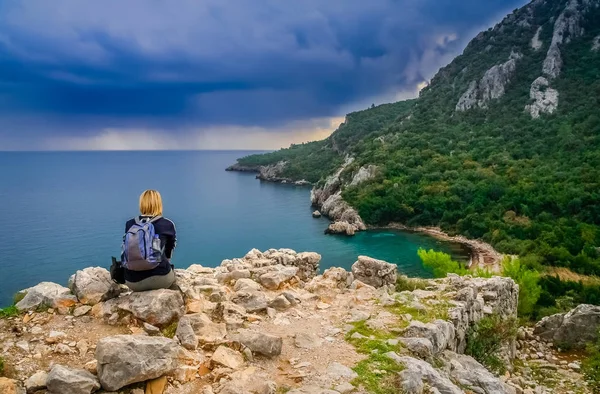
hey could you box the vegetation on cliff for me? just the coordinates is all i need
[232,0,600,314]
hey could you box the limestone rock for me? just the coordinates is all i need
[388,353,462,394]
[400,337,434,359]
[531,26,543,50]
[175,316,198,350]
[232,291,268,313]
[351,256,397,288]
[456,54,520,111]
[117,289,184,327]
[178,313,227,345]
[349,165,378,186]
[232,329,283,358]
[403,320,455,355]
[312,210,322,218]
[325,221,356,236]
[525,76,558,118]
[443,351,516,394]
[259,266,298,290]
[542,0,586,79]
[46,365,100,394]
[95,335,179,391]
[73,305,92,317]
[269,294,292,311]
[211,345,245,369]
[234,278,262,292]
[533,304,600,348]
[25,371,48,393]
[68,267,121,305]
[16,282,77,311]
[593,35,600,52]
[326,362,358,382]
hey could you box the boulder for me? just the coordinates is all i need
[179,313,227,345]
[312,210,322,218]
[259,266,298,290]
[25,371,48,393]
[175,316,198,350]
[95,335,179,391]
[68,267,121,305]
[294,332,322,349]
[400,337,434,359]
[16,282,77,311]
[232,291,268,313]
[211,345,245,369]
[117,289,184,327]
[233,278,263,292]
[533,304,600,348]
[403,320,455,355]
[269,294,292,311]
[294,252,321,281]
[232,329,283,358]
[351,256,397,288]
[387,353,462,394]
[325,221,355,236]
[442,351,516,394]
[46,365,100,394]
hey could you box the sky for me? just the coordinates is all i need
[0,0,527,150]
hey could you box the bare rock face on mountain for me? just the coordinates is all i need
[310,157,366,235]
[531,26,543,50]
[593,35,600,51]
[257,161,287,182]
[525,76,559,118]
[456,53,521,111]
[533,304,600,348]
[349,165,378,186]
[542,0,587,79]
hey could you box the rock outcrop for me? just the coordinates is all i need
[533,304,600,348]
[456,52,521,111]
[1,248,591,394]
[311,157,367,236]
[15,282,77,312]
[593,35,600,51]
[348,165,378,187]
[68,267,121,305]
[46,365,100,394]
[351,256,397,288]
[542,0,587,79]
[525,76,559,118]
[96,335,179,391]
[531,26,543,50]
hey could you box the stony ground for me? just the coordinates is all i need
[0,248,594,394]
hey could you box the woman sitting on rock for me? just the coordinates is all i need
[121,189,177,291]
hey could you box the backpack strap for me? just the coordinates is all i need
[134,215,163,224]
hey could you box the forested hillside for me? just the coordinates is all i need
[234,0,600,278]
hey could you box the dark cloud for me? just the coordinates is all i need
[0,0,527,140]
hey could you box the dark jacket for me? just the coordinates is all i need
[122,215,177,283]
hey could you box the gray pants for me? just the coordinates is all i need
[125,269,176,292]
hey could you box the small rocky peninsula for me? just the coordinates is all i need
[1,248,597,394]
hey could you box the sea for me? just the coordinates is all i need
[0,151,469,307]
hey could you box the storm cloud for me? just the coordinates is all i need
[0,0,526,149]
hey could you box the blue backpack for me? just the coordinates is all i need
[122,216,164,271]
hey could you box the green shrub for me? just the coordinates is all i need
[418,248,468,277]
[0,356,4,376]
[582,330,600,391]
[465,315,517,375]
[502,257,541,317]
[395,276,429,292]
[0,305,19,319]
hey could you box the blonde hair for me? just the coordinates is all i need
[139,190,163,216]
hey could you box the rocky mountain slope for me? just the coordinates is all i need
[229,0,600,278]
[1,250,597,393]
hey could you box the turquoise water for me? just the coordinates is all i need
[0,151,469,307]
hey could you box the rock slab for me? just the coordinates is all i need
[95,335,179,391]
[46,365,100,394]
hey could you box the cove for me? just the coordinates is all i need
[0,151,469,306]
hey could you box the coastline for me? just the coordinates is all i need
[370,222,504,272]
